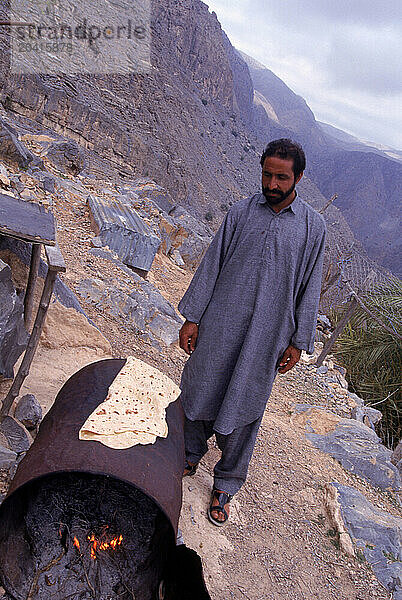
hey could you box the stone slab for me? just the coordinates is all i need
[334,483,402,598]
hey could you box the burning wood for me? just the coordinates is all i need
[0,473,167,599]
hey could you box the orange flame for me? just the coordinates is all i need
[73,536,80,551]
[87,532,123,560]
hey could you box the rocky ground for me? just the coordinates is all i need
[0,155,400,599]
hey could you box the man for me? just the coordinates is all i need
[177,139,326,525]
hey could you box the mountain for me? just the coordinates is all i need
[319,122,402,163]
[240,51,401,276]
[0,0,398,277]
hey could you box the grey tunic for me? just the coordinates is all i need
[178,192,326,435]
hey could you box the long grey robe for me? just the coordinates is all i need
[178,192,326,435]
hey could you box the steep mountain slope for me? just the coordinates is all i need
[0,0,261,228]
[0,0,396,277]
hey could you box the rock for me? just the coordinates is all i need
[334,364,347,376]
[323,483,355,557]
[147,313,182,346]
[117,190,196,261]
[391,441,402,467]
[317,313,332,330]
[34,170,56,194]
[333,483,402,597]
[306,416,401,491]
[0,444,17,470]
[44,140,86,175]
[316,365,328,375]
[0,416,33,453]
[0,259,29,379]
[14,394,42,430]
[335,372,348,389]
[0,163,10,187]
[128,179,175,214]
[348,392,364,408]
[168,205,212,267]
[77,252,183,347]
[91,236,103,248]
[0,433,9,449]
[87,194,161,272]
[0,119,34,170]
[169,248,185,267]
[19,188,35,201]
[351,405,382,430]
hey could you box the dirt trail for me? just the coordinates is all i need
[180,375,396,599]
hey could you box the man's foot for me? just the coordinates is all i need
[207,489,232,526]
[183,460,199,477]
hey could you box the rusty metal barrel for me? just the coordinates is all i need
[4,358,185,535]
[0,359,211,599]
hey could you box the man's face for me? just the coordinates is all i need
[261,155,301,205]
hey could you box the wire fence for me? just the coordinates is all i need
[319,224,401,337]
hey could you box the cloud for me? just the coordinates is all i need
[327,25,401,95]
[206,0,402,149]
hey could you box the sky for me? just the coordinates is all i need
[206,0,402,150]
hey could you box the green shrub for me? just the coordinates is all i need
[333,278,402,449]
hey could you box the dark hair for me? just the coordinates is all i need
[260,138,306,178]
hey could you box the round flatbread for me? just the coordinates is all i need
[79,429,157,449]
[79,357,180,449]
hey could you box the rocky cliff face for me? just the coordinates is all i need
[0,0,261,229]
[0,0,396,277]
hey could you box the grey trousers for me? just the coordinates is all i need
[184,415,263,496]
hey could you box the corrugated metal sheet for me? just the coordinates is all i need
[87,194,160,271]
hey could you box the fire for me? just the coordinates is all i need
[69,529,123,560]
[86,532,123,560]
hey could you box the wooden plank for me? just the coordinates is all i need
[1,269,58,417]
[44,243,66,272]
[315,297,358,367]
[24,243,41,328]
[0,193,55,245]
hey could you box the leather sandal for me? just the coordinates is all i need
[183,460,199,477]
[207,489,232,526]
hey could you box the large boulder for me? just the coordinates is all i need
[14,394,42,430]
[0,118,34,170]
[0,259,28,379]
[87,194,161,273]
[293,404,401,491]
[78,248,183,347]
[44,140,86,176]
[167,205,212,268]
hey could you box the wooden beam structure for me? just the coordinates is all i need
[315,296,358,367]
[1,245,65,417]
[0,195,64,418]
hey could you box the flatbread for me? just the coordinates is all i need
[79,357,180,449]
[79,430,157,449]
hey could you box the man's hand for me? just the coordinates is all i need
[278,344,301,374]
[179,320,199,355]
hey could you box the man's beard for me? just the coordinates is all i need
[262,181,295,205]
